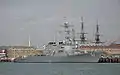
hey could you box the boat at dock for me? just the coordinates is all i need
[14,17,104,63]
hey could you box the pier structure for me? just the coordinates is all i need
[0,49,6,58]
[6,46,43,58]
[0,46,43,62]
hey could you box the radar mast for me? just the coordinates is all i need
[60,17,73,45]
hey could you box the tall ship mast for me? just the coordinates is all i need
[79,17,87,44]
[76,17,88,45]
[94,21,103,44]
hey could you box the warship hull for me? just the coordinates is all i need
[14,53,101,63]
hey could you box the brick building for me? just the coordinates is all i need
[5,46,43,58]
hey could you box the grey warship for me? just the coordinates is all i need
[15,17,104,63]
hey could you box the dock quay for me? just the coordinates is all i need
[98,57,120,63]
[98,54,120,63]
[0,46,43,62]
[0,57,14,62]
[0,45,120,63]
[0,56,27,62]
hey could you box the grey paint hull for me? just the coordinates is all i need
[15,53,101,63]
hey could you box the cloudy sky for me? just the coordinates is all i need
[0,0,120,46]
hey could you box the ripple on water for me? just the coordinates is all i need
[0,63,120,75]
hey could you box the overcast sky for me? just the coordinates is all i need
[0,0,120,46]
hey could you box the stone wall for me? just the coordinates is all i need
[6,46,43,58]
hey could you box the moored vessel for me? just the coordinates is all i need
[15,17,104,63]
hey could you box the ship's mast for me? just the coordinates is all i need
[72,28,76,45]
[79,17,87,44]
[64,22,72,45]
[60,17,73,45]
[95,21,101,44]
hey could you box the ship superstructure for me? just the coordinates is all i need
[60,21,74,45]
[44,17,104,52]
[43,20,79,56]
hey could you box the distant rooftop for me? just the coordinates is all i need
[0,46,35,50]
[9,46,35,49]
[114,41,120,44]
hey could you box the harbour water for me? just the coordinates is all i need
[0,63,120,75]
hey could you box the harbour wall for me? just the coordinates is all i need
[0,46,43,59]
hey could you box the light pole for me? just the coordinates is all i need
[19,26,31,47]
